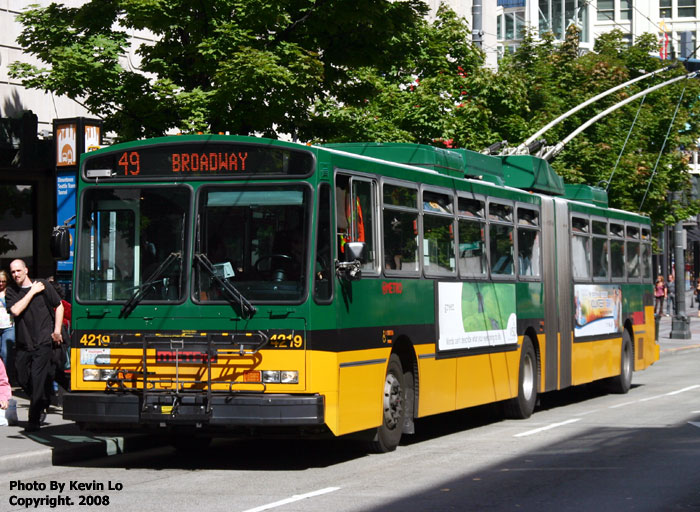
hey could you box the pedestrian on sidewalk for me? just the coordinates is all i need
[695,278,700,318]
[5,259,64,432]
[0,270,15,370]
[666,274,676,317]
[654,275,666,316]
[0,357,10,411]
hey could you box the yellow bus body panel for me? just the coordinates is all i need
[416,345,456,416]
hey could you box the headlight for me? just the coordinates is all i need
[260,370,298,384]
[83,369,100,381]
[262,370,280,383]
[280,371,299,384]
[83,369,118,381]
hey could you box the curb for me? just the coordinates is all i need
[0,433,160,475]
[660,343,700,355]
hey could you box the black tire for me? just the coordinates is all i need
[504,337,537,419]
[370,354,407,453]
[605,329,633,394]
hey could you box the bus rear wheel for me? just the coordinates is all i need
[370,354,407,453]
[605,329,633,394]
[504,337,537,419]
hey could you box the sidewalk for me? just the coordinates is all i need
[1,315,699,474]
[657,312,700,354]
[0,390,159,475]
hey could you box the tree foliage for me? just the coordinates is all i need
[10,3,700,227]
[10,0,429,139]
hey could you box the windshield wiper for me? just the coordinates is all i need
[194,253,257,319]
[119,252,182,319]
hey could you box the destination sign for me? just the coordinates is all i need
[83,141,315,180]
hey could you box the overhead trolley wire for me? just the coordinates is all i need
[638,83,687,212]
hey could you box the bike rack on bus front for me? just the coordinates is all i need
[104,330,269,422]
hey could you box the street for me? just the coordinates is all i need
[2,347,699,512]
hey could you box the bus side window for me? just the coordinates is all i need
[457,197,486,277]
[626,226,640,279]
[516,207,540,278]
[571,216,591,280]
[488,202,514,276]
[335,175,376,272]
[352,179,376,272]
[314,183,332,302]
[592,220,609,279]
[423,190,455,275]
[383,184,419,273]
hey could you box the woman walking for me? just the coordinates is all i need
[654,275,666,317]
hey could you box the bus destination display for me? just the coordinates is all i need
[83,142,314,179]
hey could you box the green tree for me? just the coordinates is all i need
[307,5,527,149]
[498,27,700,228]
[10,0,428,140]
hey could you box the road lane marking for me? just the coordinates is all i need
[240,487,340,512]
[664,385,700,396]
[514,418,581,437]
[608,400,636,409]
[609,385,700,409]
[639,394,664,402]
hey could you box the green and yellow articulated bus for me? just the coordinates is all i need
[54,135,658,452]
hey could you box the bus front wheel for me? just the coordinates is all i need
[504,337,537,419]
[370,354,407,453]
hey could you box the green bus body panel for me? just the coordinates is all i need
[498,155,565,196]
[323,142,464,177]
[564,184,609,208]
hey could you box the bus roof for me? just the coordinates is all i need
[322,141,609,206]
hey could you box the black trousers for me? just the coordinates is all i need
[15,343,53,425]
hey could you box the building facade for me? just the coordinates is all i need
[496,0,700,60]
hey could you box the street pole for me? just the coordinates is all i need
[671,191,691,338]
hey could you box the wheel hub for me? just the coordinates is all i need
[383,373,403,430]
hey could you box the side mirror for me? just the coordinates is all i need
[50,226,71,261]
[344,242,365,262]
[336,241,365,280]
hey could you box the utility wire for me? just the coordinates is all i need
[606,95,646,191]
[638,84,687,212]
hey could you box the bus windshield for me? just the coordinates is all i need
[76,186,190,302]
[195,185,309,303]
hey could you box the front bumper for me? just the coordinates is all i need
[63,392,325,428]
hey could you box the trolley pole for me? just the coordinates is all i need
[671,191,691,339]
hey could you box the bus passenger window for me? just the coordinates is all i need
[383,184,418,272]
[626,241,640,278]
[517,207,540,277]
[517,229,540,277]
[640,242,652,280]
[571,216,590,280]
[610,239,625,278]
[458,219,486,276]
[592,238,609,278]
[488,201,514,276]
[423,190,454,275]
[423,215,455,274]
[490,224,514,276]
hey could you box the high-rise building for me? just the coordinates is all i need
[496,0,699,61]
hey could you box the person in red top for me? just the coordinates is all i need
[654,275,667,317]
[0,357,11,410]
